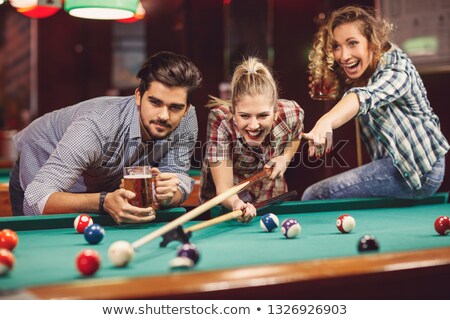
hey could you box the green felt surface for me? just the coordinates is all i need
[0,169,9,183]
[1,195,449,292]
[0,168,200,184]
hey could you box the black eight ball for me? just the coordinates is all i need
[357,235,379,252]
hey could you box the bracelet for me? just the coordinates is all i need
[99,191,108,214]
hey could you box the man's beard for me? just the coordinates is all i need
[145,120,173,140]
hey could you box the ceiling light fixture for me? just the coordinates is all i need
[65,0,139,20]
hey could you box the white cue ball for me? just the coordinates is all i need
[108,240,135,267]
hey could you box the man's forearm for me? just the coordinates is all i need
[43,192,101,214]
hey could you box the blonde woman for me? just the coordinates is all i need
[302,5,448,200]
[200,57,304,222]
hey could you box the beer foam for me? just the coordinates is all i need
[124,174,152,179]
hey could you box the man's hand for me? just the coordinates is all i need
[103,189,156,224]
[151,167,181,208]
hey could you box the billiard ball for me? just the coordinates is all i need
[434,216,450,236]
[0,248,15,276]
[357,235,379,252]
[108,240,135,267]
[336,214,356,233]
[0,229,19,251]
[74,214,93,234]
[169,256,195,269]
[260,213,279,232]
[84,224,105,244]
[76,249,100,276]
[281,218,301,239]
[170,243,200,269]
[176,243,200,265]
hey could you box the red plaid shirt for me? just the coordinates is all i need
[200,99,304,204]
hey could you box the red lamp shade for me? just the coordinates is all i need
[11,0,62,19]
[117,1,145,23]
[18,6,60,18]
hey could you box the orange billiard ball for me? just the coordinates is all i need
[0,229,19,251]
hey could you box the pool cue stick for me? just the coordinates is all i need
[185,166,276,233]
[240,165,273,186]
[186,209,244,233]
[131,181,250,249]
[250,190,297,210]
[159,190,298,247]
[159,168,273,247]
[355,118,363,167]
[186,190,298,233]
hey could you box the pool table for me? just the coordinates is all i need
[1,194,450,299]
[0,168,11,217]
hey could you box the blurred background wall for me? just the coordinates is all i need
[0,0,449,199]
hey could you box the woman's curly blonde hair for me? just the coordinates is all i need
[308,5,393,100]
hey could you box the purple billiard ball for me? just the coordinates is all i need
[281,218,301,239]
[176,243,200,265]
[260,213,279,232]
[84,223,105,245]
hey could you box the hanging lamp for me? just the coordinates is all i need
[117,1,145,23]
[10,0,61,18]
[65,0,138,20]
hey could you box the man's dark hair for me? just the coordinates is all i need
[137,51,202,104]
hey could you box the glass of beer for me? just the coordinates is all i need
[310,74,333,101]
[123,166,156,213]
[308,71,333,100]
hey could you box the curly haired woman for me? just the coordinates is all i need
[302,5,448,200]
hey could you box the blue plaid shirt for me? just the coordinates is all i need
[347,45,449,190]
[13,96,197,215]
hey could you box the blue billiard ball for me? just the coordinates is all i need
[281,218,301,239]
[260,213,279,232]
[84,224,105,245]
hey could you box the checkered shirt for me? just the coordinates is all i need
[347,44,449,190]
[13,96,197,215]
[200,99,304,204]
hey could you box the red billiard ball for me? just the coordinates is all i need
[434,216,450,236]
[336,214,356,233]
[76,249,100,276]
[0,229,19,251]
[0,248,15,276]
[74,214,93,234]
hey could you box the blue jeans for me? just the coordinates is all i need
[301,156,446,200]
